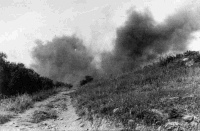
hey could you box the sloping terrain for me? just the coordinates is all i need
[2,51,200,131]
[71,51,200,130]
[0,88,89,131]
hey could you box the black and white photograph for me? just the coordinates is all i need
[0,0,200,130]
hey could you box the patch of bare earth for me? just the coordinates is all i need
[0,89,89,131]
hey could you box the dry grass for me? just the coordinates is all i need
[0,87,61,114]
[71,51,200,129]
[45,96,68,110]
[0,94,33,113]
[31,88,58,102]
[0,87,64,125]
[30,109,58,123]
[0,114,13,124]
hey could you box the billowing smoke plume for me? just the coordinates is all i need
[31,36,96,83]
[101,8,200,74]
[32,7,200,81]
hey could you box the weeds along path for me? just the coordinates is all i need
[0,88,89,131]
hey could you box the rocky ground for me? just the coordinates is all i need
[121,95,200,130]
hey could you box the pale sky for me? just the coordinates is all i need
[0,0,200,66]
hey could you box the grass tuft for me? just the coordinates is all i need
[30,109,58,123]
[1,94,33,113]
[0,114,13,124]
[0,87,61,114]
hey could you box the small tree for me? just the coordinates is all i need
[0,52,7,95]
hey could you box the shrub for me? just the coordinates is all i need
[80,75,93,86]
[0,52,61,96]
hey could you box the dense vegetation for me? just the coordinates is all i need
[71,51,200,129]
[0,52,71,96]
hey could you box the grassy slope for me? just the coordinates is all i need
[71,51,200,128]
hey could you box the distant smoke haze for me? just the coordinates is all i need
[32,6,200,82]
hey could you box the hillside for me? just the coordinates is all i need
[2,51,200,131]
[71,51,200,130]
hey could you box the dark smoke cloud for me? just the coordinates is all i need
[31,35,96,83]
[101,8,200,74]
[31,7,200,81]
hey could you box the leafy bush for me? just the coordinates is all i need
[80,75,93,86]
[0,52,71,96]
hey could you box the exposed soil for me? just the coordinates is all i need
[0,89,89,131]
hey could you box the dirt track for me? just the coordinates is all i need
[0,89,89,131]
